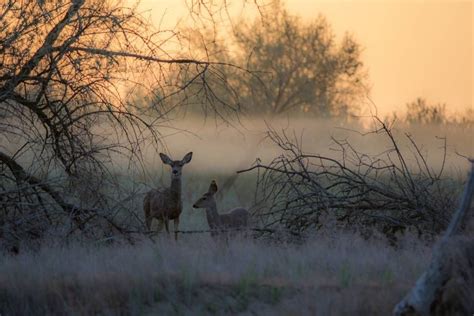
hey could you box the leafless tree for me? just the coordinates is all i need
[0,0,260,250]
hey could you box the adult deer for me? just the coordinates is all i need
[192,180,248,238]
[143,152,192,240]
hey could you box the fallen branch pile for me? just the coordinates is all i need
[239,118,460,239]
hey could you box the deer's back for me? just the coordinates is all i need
[221,207,248,228]
[145,188,182,220]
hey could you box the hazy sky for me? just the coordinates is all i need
[137,0,472,116]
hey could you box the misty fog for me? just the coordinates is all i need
[136,117,473,176]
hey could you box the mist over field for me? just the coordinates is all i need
[145,117,473,175]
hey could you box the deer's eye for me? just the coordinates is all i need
[203,197,207,200]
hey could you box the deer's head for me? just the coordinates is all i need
[159,152,193,180]
[193,180,218,209]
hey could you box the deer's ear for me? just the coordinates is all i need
[181,152,193,164]
[159,153,173,165]
[208,180,218,194]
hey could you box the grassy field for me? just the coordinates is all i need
[0,232,431,315]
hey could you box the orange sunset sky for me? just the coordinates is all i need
[135,0,473,116]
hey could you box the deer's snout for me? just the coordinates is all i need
[172,169,178,174]
[192,204,197,208]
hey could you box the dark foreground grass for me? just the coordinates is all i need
[0,232,431,315]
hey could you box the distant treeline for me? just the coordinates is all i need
[132,3,472,127]
[388,97,474,127]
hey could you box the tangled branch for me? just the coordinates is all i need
[239,117,459,239]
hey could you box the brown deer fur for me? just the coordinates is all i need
[143,152,192,240]
[193,180,248,238]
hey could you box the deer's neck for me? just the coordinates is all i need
[205,199,221,229]
[169,177,181,200]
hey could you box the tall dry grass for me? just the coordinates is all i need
[0,232,431,315]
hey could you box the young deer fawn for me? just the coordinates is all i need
[143,152,192,240]
[192,180,248,238]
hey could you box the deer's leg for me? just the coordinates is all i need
[164,218,170,236]
[225,230,230,244]
[173,218,179,241]
[156,219,164,232]
[145,215,153,230]
[143,194,152,230]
